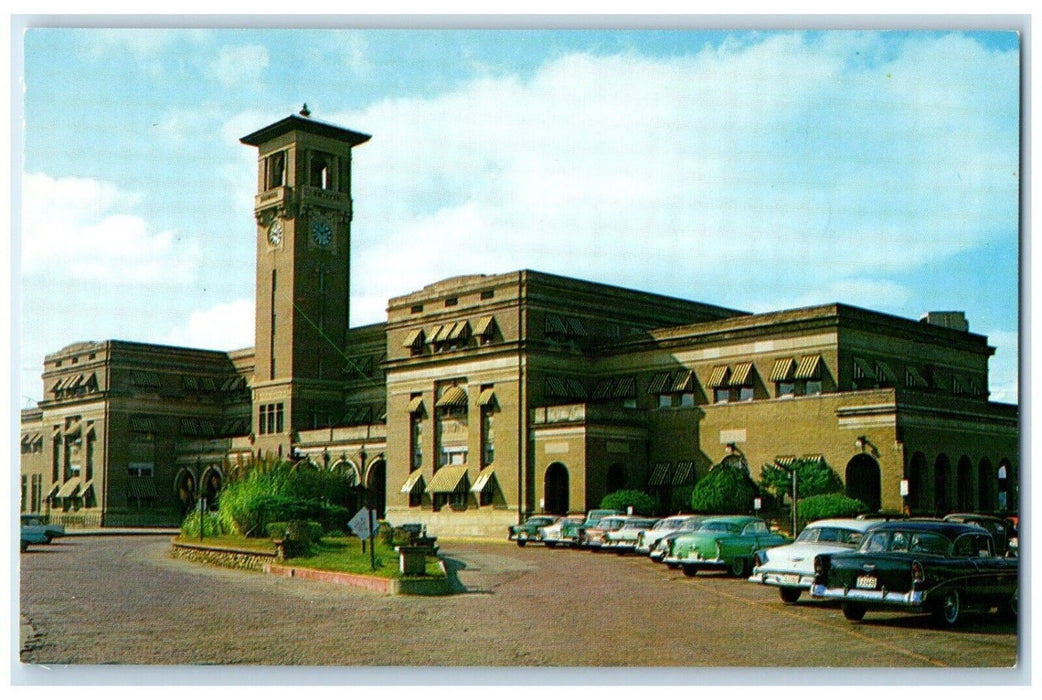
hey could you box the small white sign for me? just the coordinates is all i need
[899,479,909,497]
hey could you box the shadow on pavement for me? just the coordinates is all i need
[439,556,492,595]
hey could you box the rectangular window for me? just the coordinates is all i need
[679,393,696,408]
[713,387,730,404]
[411,413,423,469]
[128,462,154,478]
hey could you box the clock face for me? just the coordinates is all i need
[267,219,283,245]
[311,219,333,247]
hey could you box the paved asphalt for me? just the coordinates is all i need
[17,533,1022,684]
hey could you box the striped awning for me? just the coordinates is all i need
[127,479,159,498]
[565,317,587,337]
[473,316,495,337]
[672,370,695,393]
[400,470,425,494]
[794,355,822,380]
[436,385,468,408]
[730,362,754,387]
[447,320,471,341]
[425,465,469,494]
[130,416,158,433]
[402,328,425,348]
[471,466,496,493]
[769,358,795,382]
[673,461,695,485]
[545,314,570,335]
[876,361,897,384]
[774,456,797,467]
[592,379,615,400]
[648,371,673,394]
[478,388,497,408]
[852,357,876,380]
[429,324,448,344]
[46,482,61,499]
[407,396,425,414]
[707,365,730,388]
[63,419,82,436]
[648,462,671,487]
[57,479,81,498]
[613,376,636,399]
[906,366,929,388]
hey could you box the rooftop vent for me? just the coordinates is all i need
[920,311,968,332]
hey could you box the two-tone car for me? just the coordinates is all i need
[507,515,560,547]
[810,520,1018,626]
[635,515,703,556]
[748,518,874,602]
[538,515,584,548]
[650,520,705,563]
[570,509,622,548]
[662,515,789,577]
[601,517,659,554]
[582,515,632,550]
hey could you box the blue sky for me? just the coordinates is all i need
[16,27,1021,405]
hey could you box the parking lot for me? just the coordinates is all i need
[18,535,1019,679]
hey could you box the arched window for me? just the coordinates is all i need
[934,454,952,515]
[845,454,881,512]
[544,463,569,515]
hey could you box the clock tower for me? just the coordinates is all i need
[240,109,371,452]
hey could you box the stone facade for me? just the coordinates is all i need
[20,111,1019,536]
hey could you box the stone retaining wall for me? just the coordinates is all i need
[170,539,278,571]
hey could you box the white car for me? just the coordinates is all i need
[635,515,703,556]
[602,517,659,553]
[748,518,874,603]
[538,515,584,548]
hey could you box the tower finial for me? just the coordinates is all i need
[299,103,311,118]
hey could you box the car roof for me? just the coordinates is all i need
[700,515,762,525]
[865,520,990,539]
[804,518,875,531]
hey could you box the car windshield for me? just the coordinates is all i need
[655,518,686,530]
[696,521,741,534]
[860,529,950,555]
[796,526,864,545]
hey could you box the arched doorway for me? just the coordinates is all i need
[606,463,626,495]
[934,454,952,515]
[956,456,974,511]
[173,468,197,515]
[365,458,386,519]
[908,452,927,513]
[201,466,223,509]
[845,454,881,512]
[978,458,994,512]
[544,462,569,515]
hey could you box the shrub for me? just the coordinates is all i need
[690,457,760,514]
[759,458,845,501]
[600,489,656,515]
[180,509,225,538]
[797,493,869,521]
[267,519,324,556]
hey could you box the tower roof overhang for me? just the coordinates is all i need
[239,114,371,147]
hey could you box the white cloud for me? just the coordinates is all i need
[212,44,269,88]
[335,32,1017,326]
[21,173,200,284]
[983,329,1019,404]
[162,298,256,351]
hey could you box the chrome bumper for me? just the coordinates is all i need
[810,584,925,607]
[749,571,815,589]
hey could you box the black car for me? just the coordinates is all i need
[943,513,1018,557]
[811,520,1018,626]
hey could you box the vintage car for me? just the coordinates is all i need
[635,515,704,556]
[650,520,706,563]
[601,517,659,553]
[943,513,1018,557]
[507,515,560,546]
[749,518,874,602]
[560,509,621,548]
[21,514,65,543]
[662,515,789,577]
[810,520,1018,626]
[582,515,632,550]
[538,515,585,548]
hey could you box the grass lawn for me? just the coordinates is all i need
[286,537,444,579]
[175,533,443,579]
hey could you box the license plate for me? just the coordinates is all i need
[781,574,800,585]
[856,575,878,590]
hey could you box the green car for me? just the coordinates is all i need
[508,516,560,546]
[662,515,790,577]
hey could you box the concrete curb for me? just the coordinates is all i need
[263,560,451,596]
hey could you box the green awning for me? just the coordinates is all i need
[648,371,673,394]
[671,370,695,393]
[425,465,469,494]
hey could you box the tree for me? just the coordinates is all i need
[690,456,760,514]
[759,458,844,502]
[797,493,869,521]
[600,489,656,515]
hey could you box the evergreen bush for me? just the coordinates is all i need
[797,493,869,521]
[690,457,760,514]
[600,489,656,515]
